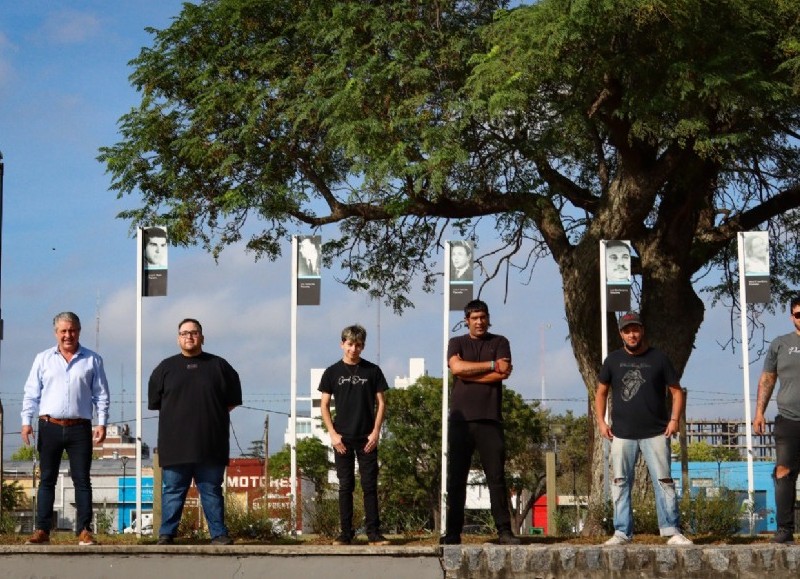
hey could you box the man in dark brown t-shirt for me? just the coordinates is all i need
[442,300,519,545]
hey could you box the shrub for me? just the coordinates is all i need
[224,499,288,540]
[680,488,740,537]
[307,490,364,538]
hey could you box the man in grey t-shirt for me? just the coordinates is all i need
[754,295,800,544]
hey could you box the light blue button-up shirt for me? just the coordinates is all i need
[21,345,110,426]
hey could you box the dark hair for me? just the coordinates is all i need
[178,318,203,334]
[451,240,472,255]
[144,226,167,240]
[464,299,489,318]
[341,324,367,345]
[53,311,81,330]
[790,296,800,312]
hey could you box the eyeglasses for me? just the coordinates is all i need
[793,312,800,320]
[178,330,200,337]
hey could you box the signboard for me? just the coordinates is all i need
[449,240,474,311]
[742,231,770,303]
[604,240,632,312]
[297,235,321,306]
[142,226,168,297]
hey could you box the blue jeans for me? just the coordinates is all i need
[333,437,381,538]
[609,434,680,538]
[160,463,228,539]
[36,420,93,533]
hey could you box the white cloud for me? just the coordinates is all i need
[40,10,102,45]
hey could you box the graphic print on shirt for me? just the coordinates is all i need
[338,375,368,386]
[621,368,646,401]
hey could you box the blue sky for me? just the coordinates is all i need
[0,2,786,460]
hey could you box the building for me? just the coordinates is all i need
[94,423,151,460]
[683,419,774,461]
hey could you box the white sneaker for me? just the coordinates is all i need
[667,533,693,546]
[604,535,630,546]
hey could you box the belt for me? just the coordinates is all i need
[39,415,90,427]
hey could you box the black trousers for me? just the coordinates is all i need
[334,436,381,537]
[445,420,512,538]
[774,415,800,531]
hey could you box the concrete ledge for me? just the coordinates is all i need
[441,544,800,578]
[2,543,800,578]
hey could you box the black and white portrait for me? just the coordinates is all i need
[743,232,769,275]
[450,240,473,282]
[298,236,321,278]
[605,240,631,284]
[143,226,168,270]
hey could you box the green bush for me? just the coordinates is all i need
[680,488,740,537]
[593,486,740,539]
[95,508,113,535]
[224,499,288,540]
[307,490,364,538]
[0,513,16,534]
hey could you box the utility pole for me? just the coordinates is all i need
[263,414,270,509]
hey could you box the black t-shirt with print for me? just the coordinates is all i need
[318,359,388,438]
[599,346,679,439]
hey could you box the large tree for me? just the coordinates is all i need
[100,0,800,532]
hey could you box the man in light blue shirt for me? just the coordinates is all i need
[20,312,110,545]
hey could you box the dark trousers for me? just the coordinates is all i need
[36,420,94,533]
[774,415,800,531]
[445,420,512,538]
[334,436,380,537]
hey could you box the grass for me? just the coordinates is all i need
[0,531,779,546]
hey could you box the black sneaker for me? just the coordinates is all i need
[368,534,390,546]
[210,535,233,545]
[439,535,461,545]
[157,535,174,545]
[497,532,521,545]
[332,533,352,545]
[772,528,795,544]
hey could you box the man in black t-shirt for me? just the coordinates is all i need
[442,300,520,545]
[148,318,242,546]
[595,311,691,546]
[319,324,389,546]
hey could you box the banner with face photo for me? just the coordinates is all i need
[449,240,474,311]
[142,226,168,297]
[742,231,770,303]
[297,235,321,306]
[604,240,631,312]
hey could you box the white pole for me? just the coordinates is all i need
[737,233,756,521]
[290,237,298,534]
[135,228,143,537]
[439,242,452,535]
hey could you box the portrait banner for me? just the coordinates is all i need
[297,235,321,306]
[449,240,473,311]
[742,231,770,304]
[604,240,631,312]
[142,226,168,297]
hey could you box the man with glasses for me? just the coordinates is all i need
[148,318,242,545]
[754,296,800,544]
[595,311,692,546]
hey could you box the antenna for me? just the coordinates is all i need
[95,290,100,351]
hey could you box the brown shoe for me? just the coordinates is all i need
[78,530,96,546]
[26,529,50,544]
